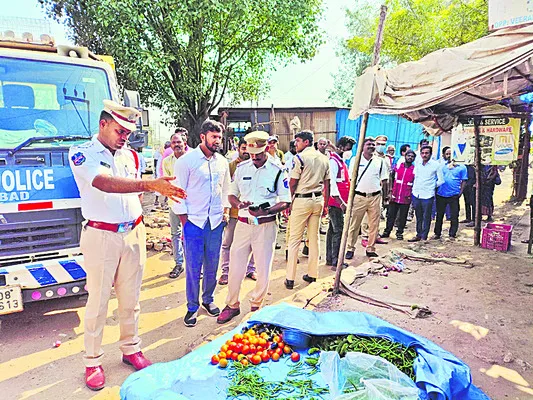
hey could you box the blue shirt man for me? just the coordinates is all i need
[433,147,468,239]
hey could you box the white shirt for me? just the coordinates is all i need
[349,155,388,193]
[138,152,146,173]
[412,159,445,199]
[69,135,143,223]
[229,158,291,219]
[172,147,231,229]
[284,151,294,171]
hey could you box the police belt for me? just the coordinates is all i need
[354,190,381,197]
[87,215,143,233]
[238,216,277,225]
[294,191,322,198]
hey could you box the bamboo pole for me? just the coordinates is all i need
[474,117,482,246]
[333,5,387,294]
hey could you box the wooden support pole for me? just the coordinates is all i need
[474,117,482,246]
[333,5,387,294]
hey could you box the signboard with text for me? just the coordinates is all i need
[489,0,533,31]
[451,117,521,165]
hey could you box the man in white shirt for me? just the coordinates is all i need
[217,131,291,323]
[163,132,188,278]
[284,140,296,172]
[409,145,444,242]
[346,137,389,258]
[172,120,231,327]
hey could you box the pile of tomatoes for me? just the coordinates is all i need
[211,326,301,368]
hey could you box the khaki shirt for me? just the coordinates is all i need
[290,146,330,194]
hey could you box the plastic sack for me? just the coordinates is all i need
[319,351,419,400]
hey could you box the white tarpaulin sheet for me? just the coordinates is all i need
[349,25,533,135]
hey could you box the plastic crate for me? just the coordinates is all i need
[481,223,513,251]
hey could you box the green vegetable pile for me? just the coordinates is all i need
[226,358,328,399]
[311,334,418,380]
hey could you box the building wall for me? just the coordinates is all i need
[273,111,337,151]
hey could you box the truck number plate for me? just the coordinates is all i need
[0,286,23,315]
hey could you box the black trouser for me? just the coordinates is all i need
[463,186,474,221]
[384,202,410,236]
[326,206,344,265]
[434,195,460,237]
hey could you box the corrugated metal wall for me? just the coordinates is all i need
[336,110,443,162]
[273,111,338,151]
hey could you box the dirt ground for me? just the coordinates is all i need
[0,169,532,399]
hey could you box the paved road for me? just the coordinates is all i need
[0,204,332,399]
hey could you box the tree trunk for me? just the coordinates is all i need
[182,110,209,148]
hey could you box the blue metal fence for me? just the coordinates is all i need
[336,109,441,162]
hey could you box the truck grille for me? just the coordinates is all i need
[0,208,83,258]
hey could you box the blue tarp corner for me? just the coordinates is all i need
[121,303,490,400]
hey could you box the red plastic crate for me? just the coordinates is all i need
[481,223,513,251]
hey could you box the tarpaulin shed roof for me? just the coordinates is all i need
[349,24,533,135]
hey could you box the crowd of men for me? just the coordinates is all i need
[69,100,497,390]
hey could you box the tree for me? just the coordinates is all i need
[329,0,488,105]
[348,0,488,64]
[40,0,324,145]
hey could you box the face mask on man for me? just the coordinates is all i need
[343,150,352,162]
[375,145,386,154]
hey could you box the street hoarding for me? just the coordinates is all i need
[489,0,533,31]
[451,117,521,165]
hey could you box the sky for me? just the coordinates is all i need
[2,0,356,109]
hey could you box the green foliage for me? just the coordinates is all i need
[39,0,324,142]
[348,0,489,64]
[329,0,488,107]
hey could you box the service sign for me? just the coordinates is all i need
[489,0,533,31]
[451,117,521,165]
[0,166,80,203]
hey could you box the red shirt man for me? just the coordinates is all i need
[382,150,416,240]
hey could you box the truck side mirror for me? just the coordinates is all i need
[123,90,141,108]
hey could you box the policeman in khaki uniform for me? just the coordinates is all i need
[69,100,186,391]
[217,131,291,324]
[285,130,330,289]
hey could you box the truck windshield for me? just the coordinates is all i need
[0,56,111,148]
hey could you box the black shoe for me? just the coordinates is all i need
[184,311,198,327]
[302,274,316,283]
[366,251,379,258]
[380,232,390,238]
[285,250,288,261]
[201,302,220,317]
[449,234,457,239]
[345,251,354,260]
[431,235,441,240]
[460,219,471,224]
[302,245,309,256]
[320,229,327,235]
[284,279,294,289]
[408,237,422,242]
[396,234,404,240]
[169,265,184,279]
[275,243,281,250]
[326,260,333,266]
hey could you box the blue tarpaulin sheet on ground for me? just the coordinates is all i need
[120,304,489,400]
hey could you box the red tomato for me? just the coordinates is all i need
[249,344,256,353]
[275,347,283,356]
[218,352,227,359]
[291,352,300,362]
[221,344,229,353]
[261,352,270,362]
[242,339,250,346]
[231,352,239,361]
[211,355,220,365]
[235,343,243,353]
[283,346,291,354]
[219,358,228,368]
[271,353,280,362]
[242,345,250,355]
[226,350,233,358]
[233,333,244,342]
[251,355,262,365]
[256,346,263,352]
[268,350,274,357]
[273,336,281,343]
[229,341,237,351]
[278,342,285,349]
[258,338,267,347]
[241,358,249,366]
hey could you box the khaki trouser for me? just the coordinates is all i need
[346,194,381,253]
[226,220,277,308]
[80,223,146,367]
[286,196,323,281]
